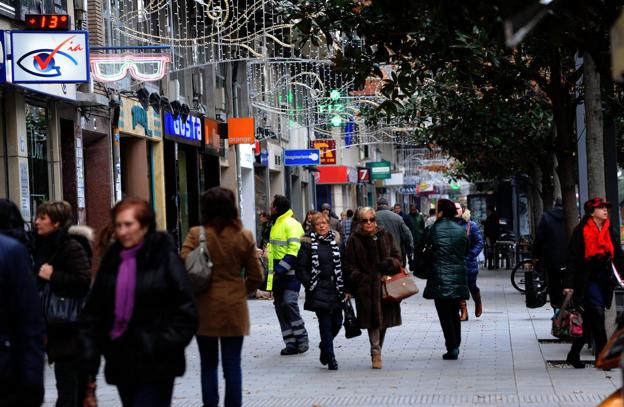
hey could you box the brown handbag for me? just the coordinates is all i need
[382,268,419,302]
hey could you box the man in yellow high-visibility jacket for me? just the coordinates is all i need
[267,195,309,355]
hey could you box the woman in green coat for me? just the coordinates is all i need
[423,199,469,360]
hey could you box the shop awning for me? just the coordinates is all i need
[317,166,357,184]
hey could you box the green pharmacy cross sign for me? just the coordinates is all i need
[366,161,392,180]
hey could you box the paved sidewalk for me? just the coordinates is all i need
[44,269,618,406]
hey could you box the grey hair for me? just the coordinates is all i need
[357,207,375,219]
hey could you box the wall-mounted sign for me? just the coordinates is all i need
[118,96,161,139]
[227,117,255,144]
[25,14,71,31]
[284,149,320,166]
[164,112,202,145]
[10,31,89,84]
[357,167,370,183]
[90,53,170,83]
[366,161,392,180]
[309,139,336,165]
[203,118,221,153]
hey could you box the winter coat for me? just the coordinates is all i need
[563,219,624,309]
[296,233,343,312]
[181,225,264,337]
[409,213,426,247]
[423,218,470,300]
[343,229,402,329]
[533,206,567,271]
[0,235,45,407]
[80,232,197,385]
[456,218,484,276]
[375,208,414,255]
[34,226,92,362]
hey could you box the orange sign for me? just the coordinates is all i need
[227,117,255,144]
[203,118,220,153]
[309,139,336,165]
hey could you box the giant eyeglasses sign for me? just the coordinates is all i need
[10,31,89,84]
[163,112,202,145]
[90,53,170,83]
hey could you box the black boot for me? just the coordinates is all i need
[566,352,586,369]
[319,342,328,365]
[328,358,338,370]
[280,347,298,356]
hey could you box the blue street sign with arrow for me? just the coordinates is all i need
[283,149,321,166]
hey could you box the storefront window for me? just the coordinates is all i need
[26,104,49,219]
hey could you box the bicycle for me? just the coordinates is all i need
[510,258,536,293]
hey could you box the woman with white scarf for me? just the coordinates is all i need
[296,212,347,370]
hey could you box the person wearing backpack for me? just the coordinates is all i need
[33,201,92,407]
[181,187,264,407]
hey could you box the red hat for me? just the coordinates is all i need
[583,197,612,213]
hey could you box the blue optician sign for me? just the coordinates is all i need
[163,112,202,145]
[284,149,321,166]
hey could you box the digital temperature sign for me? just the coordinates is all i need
[25,15,71,31]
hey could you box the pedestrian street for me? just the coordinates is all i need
[44,269,618,407]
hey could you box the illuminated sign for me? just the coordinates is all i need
[10,31,89,83]
[90,53,170,83]
[227,117,255,144]
[164,112,202,145]
[25,14,71,31]
[309,139,336,165]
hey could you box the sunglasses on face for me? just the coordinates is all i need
[360,217,376,224]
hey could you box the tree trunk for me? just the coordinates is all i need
[584,52,606,198]
[541,153,555,212]
[529,165,544,237]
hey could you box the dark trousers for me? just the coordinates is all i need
[273,289,309,349]
[54,359,86,407]
[316,309,343,359]
[569,305,608,362]
[545,267,564,308]
[467,273,479,299]
[116,379,174,407]
[196,336,244,407]
[434,299,462,351]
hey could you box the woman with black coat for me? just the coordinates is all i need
[80,198,197,406]
[564,197,624,368]
[33,201,92,407]
[296,212,347,370]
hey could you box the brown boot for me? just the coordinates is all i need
[372,353,382,369]
[474,290,483,318]
[460,300,468,321]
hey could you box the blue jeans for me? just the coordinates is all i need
[116,379,174,407]
[316,309,343,359]
[196,336,244,407]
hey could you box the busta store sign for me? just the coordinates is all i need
[163,112,202,145]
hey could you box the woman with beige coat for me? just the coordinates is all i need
[181,187,264,407]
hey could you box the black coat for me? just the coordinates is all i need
[0,235,45,407]
[296,234,343,312]
[80,232,197,385]
[564,218,624,309]
[34,227,92,362]
[533,207,567,270]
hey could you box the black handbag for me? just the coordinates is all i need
[40,283,86,325]
[343,299,361,339]
[411,243,434,279]
[525,265,547,309]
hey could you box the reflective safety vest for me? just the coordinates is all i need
[266,209,304,291]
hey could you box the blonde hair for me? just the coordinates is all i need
[357,207,375,220]
[462,208,471,222]
[310,212,330,227]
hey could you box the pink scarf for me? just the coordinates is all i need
[110,242,143,340]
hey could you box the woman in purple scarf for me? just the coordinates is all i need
[80,198,197,407]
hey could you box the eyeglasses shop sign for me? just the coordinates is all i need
[164,112,202,145]
[10,31,89,84]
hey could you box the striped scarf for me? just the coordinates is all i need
[309,231,344,296]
